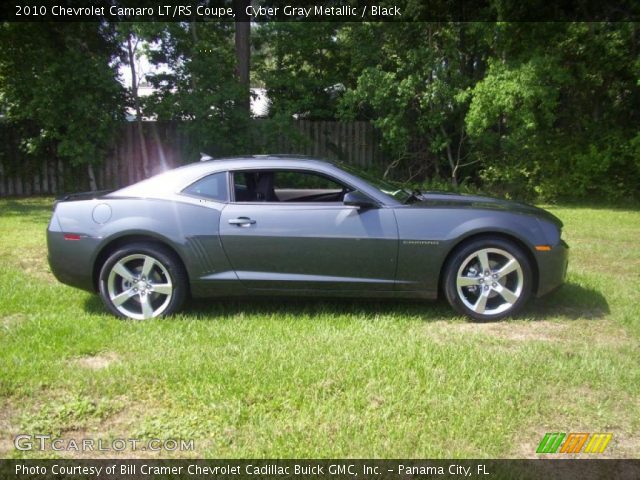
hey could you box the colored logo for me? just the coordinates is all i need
[536,432,612,454]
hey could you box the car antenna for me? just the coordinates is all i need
[200,152,213,162]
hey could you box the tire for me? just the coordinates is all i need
[98,242,187,320]
[443,237,533,322]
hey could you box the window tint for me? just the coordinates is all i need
[232,170,349,203]
[183,172,228,201]
[274,171,343,190]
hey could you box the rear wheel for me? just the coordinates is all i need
[443,238,532,321]
[98,243,187,320]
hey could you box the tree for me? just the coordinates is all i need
[143,22,250,158]
[117,24,153,179]
[339,22,489,185]
[0,22,125,190]
[254,22,349,119]
[234,0,251,115]
[465,22,640,200]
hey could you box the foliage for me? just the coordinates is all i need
[464,22,640,202]
[0,20,638,202]
[338,22,487,185]
[141,23,251,160]
[0,23,124,169]
[252,22,353,155]
[258,21,639,202]
[254,22,349,120]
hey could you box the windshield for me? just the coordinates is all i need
[337,162,413,203]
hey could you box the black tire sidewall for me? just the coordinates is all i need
[98,242,187,319]
[444,237,533,322]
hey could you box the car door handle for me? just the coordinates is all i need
[228,217,256,226]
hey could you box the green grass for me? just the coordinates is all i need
[0,198,638,458]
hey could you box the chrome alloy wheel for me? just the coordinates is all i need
[455,247,524,316]
[107,254,173,320]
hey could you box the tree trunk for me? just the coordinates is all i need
[189,22,198,91]
[440,125,458,186]
[87,163,97,191]
[127,33,151,179]
[234,0,251,115]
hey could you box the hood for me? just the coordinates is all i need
[411,191,563,228]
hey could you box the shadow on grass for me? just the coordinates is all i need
[526,282,609,320]
[84,281,608,322]
[0,198,54,222]
[186,296,456,320]
[84,292,454,320]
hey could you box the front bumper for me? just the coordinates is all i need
[535,239,569,297]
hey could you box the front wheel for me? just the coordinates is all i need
[98,243,187,320]
[443,238,533,321]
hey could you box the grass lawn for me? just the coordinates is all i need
[0,197,638,459]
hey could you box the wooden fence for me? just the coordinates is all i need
[0,120,386,196]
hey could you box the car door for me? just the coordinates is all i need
[218,169,398,291]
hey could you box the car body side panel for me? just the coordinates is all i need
[393,207,551,295]
[219,203,399,291]
[48,197,241,295]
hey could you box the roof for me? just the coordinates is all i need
[110,155,340,198]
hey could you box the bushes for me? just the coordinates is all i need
[538,138,640,203]
[473,135,640,203]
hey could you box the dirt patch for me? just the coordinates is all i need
[569,321,636,348]
[1,313,27,330]
[54,405,200,459]
[512,387,639,459]
[614,432,640,459]
[426,320,569,344]
[426,320,635,349]
[0,397,192,459]
[514,428,639,459]
[0,401,16,457]
[464,321,569,342]
[15,246,55,283]
[74,352,120,370]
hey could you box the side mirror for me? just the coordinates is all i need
[343,190,377,209]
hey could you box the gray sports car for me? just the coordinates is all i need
[47,156,568,321]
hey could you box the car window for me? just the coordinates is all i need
[182,172,228,201]
[337,162,412,203]
[232,170,350,203]
[274,171,342,190]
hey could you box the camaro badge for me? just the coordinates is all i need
[402,240,440,245]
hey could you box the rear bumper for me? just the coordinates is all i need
[535,239,569,297]
[47,229,99,292]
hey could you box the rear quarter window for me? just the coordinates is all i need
[182,172,228,202]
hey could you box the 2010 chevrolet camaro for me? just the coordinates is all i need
[47,156,568,321]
